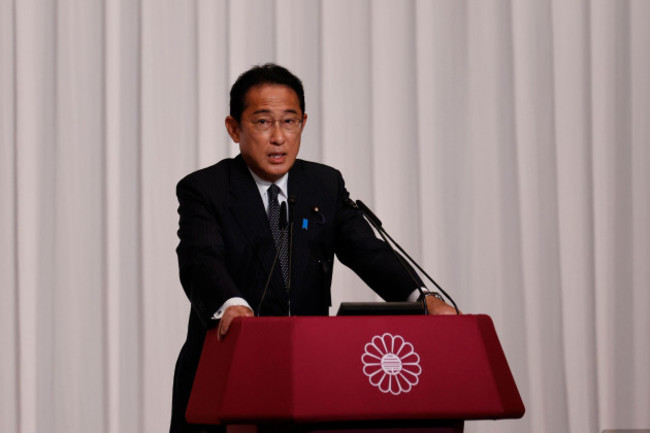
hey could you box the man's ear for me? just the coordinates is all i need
[225,116,240,143]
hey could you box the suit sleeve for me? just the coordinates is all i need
[332,172,423,301]
[176,174,243,327]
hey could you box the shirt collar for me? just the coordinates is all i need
[248,169,289,200]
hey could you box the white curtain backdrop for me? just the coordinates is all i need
[1,1,649,432]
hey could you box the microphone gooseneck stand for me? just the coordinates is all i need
[353,199,460,315]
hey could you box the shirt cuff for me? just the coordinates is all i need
[407,289,427,302]
[212,297,252,320]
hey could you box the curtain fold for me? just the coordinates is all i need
[1,1,648,432]
[0,1,18,431]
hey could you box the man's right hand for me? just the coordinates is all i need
[218,305,254,341]
[425,294,461,315]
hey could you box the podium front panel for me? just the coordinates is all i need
[186,315,524,425]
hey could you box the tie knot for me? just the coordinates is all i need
[268,184,280,202]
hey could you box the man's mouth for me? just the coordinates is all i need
[269,153,286,162]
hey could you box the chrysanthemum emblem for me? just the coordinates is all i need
[361,333,422,395]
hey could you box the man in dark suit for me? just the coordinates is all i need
[170,64,455,433]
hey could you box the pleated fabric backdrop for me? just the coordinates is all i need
[1,1,649,432]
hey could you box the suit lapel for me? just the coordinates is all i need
[288,160,318,300]
[228,156,284,294]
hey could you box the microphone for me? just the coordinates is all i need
[351,199,427,313]
[257,201,288,316]
[289,196,296,224]
[286,196,296,315]
[354,199,460,315]
[279,201,288,229]
[355,200,382,228]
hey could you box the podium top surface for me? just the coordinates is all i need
[187,314,525,425]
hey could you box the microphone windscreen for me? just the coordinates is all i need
[279,201,288,229]
[288,196,296,222]
[355,200,383,228]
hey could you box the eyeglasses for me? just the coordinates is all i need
[249,117,303,133]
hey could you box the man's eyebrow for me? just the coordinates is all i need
[251,108,299,115]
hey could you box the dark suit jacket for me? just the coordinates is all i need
[171,155,418,432]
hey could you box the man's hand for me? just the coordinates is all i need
[218,305,254,340]
[425,295,460,315]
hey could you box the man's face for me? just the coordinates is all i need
[226,84,307,182]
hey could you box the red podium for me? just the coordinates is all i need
[186,315,524,432]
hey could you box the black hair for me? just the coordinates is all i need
[229,63,305,123]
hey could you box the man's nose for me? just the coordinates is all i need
[269,122,286,143]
